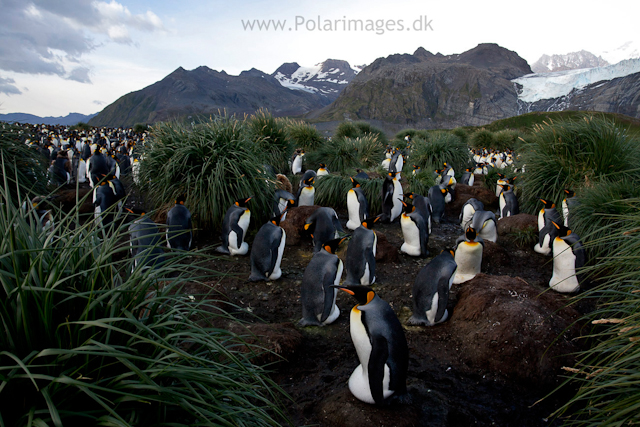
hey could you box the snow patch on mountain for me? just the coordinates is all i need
[531,50,608,73]
[272,60,363,96]
[599,41,640,65]
[513,58,640,103]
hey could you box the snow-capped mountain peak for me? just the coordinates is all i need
[599,41,640,65]
[531,50,609,73]
[272,59,363,100]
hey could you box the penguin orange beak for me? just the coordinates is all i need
[335,287,355,295]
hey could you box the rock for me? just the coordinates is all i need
[446,183,499,218]
[375,231,399,263]
[481,241,510,274]
[451,274,583,387]
[280,205,320,246]
[227,322,303,365]
[497,213,537,235]
[317,389,421,427]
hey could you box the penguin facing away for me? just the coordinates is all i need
[346,177,369,230]
[459,198,484,230]
[299,238,345,326]
[498,184,519,219]
[405,192,432,234]
[470,209,497,243]
[428,184,449,224]
[344,216,380,286]
[166,194,192,251]
[453,227,484,284]
[333,285,409,405]
[408,249,457,326]
[129,213,166,273]
[534,198,562,256]
[399,199,429,257]
[249,210,287,282]
[304,207,344,253]
[217,196,252,256]
[549,221,585,293]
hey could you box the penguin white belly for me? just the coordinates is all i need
[132,162,140,185]
[495,180,506,197]
[346,190,362,230]
[319,260,343,325]
[268,229,286,281]
[381,158,391,170]
[390,181,403,221]
[298,187,315,206]
[317,169,328,177]
[468,174,475,186]
[348,309,393,404]
[400,215,421,256]
[229,210,250,256]
[425,292,439,325]
[537,209,545,231]
[394,156,403,179]
[461,205,475,228]
[278,198,287,215]
[549,239,580,293]
[499,194,506,219]
[453,242,482,284]
[292,156,303,174]
[534,233,552,255]
[77,161,86,183]
[361,262,371,285]
[444,192,452,203]
[562,200,569,227]
[479,220,497,243]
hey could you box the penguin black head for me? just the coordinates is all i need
[539,198,555,209]
[440,187,448,196]
[497,173,505,179]
[413,165,419,170]
[323,237,347,254]
[551,221,572,238]
[400,199,415,214]
[175,194,186,205]
[465,226,477,242]
[564,189,575,198]
[303,176,315,186]
[350,177,361,188]
[508,176,517,185]
[404,192,414,200]
[361,214,382,230]
[234,196,253,207]
[333,285,376,306]
[319,163,326,168]
[387,171,394,179]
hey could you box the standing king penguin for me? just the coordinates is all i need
[249,210,287,282]
[344,217,380,286]
[498,183,519,219]
[453,227,484,284]
[334,285,409,405]
[399,199,429,257]
[166,195,192,251]
[297,173,316,207]
[549,221,585,293]
[304,207,344,253]
[299,238,344,326]
[408,249,457,326]
[381,171,403,223]
[217,196,252,256]
[346,177,369,230]
[534,198,562,256]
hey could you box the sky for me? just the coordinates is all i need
[0,0,638,118]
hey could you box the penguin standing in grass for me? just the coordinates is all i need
[498,183,519,219]
[534,198,562,256]
[405,192,431,234]
[355,169,370,181]
[129,213,165,272]
[217,196,252,256]
[299,238,344,327]
[346,177,369,230]
[381,171,403,223]
[344,216,380,286]
[549,221,585,293]
[428,184,449,224]
[166,195,192,251]
[297,172,316,206]
[471,209,497,243]
[412,165,421,176]
[408,249,457,326]
[249,210,287,282]
[391,149,404,180]
[453,227,483,284]
[562,189,578,228]
[94,177,125,228]
[317,163,329,177]
[460,168,474,186]
[291,149,305,174]
[399,199,429,257]
[333,285,408,405]
[495,173,508,197]
[272,189,296,219]
[304,207,343,253]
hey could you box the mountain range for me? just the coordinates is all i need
[0,112,97,126]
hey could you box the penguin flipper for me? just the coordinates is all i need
[368,334,390,405]
[319,260,339,323]
[267,229,283,277]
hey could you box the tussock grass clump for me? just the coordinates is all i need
[493,129,520,151]
[469,128,495,149]
[518,115,640,213]
[0,183,290,426]
[335,121,388,144]
[406,170,436,196]
[409,131,471,177]
[306,135,384,173]
[335,121,360,139]
[282,119,324,150]
[0,123,48,197]
[139,116,273,231]
[551,200,640,426]
[450,127,469,144]
[314,173,383,215]
[248,109,293,174]
[395,128,430,141]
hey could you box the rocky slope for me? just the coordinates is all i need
[89,66,331,127]
[531,50,609,73]
[312,43,533,128]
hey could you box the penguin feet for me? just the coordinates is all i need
[215,245,231,255]
[298,317,324,327]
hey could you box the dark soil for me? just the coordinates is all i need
[185,182,588,427]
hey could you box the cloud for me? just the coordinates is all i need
[93,100,105,105]
[0,76,22,95]
[0,0,164,81]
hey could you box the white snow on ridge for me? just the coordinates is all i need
[273,72,319,93]
[513,58,640,103]
[599,41,640,66]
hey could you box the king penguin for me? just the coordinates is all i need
[333,285,408,405]
[129,212,165,273]
[355,168,370,181]
[405,192,431,234]
[534,198,562,256]
[346,176,369,230]
[459,198,484,230]
[495,173,508,197]
[453,226,484,284]
[344,216,380,286]
[399,199,429,257]
[299,238,344,326]
[498,183,519,219]
[428,184,449,224]
[291,149,305,174]
[562,189,578,228]
[217,196,252,256]
[407,249,457,326]
[317,163,329,177]
[460,168,474,186]
[93,177,125,229]
[304,207,344,253]
[249,210,287,282]
[297,173,316,207]
[272,189,296,219]
[549,221,585,293]
[470,209,497,243]
[166,194,192,251]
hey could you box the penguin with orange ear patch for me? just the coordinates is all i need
[216,196,252,256]
[534,198,561,255]
[304,207,343,253]
[453,226,484,284]
[408,249,457,326]
[333,285,408,405]
[299,238,344,327]
[249,210,287,282]
[399,199,429,257]
[344,215,380,286]
[346,176,369,230]
[549,221,585,293]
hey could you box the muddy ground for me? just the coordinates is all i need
[183,179,589,427]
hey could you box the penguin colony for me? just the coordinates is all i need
[23,124,586,406]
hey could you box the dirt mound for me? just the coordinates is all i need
[55,187,94,214]
[227,322,303,365]
[451,274,582,386]
[446,183,499,215]
[280,205,320,245]
[375,231,399,263]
